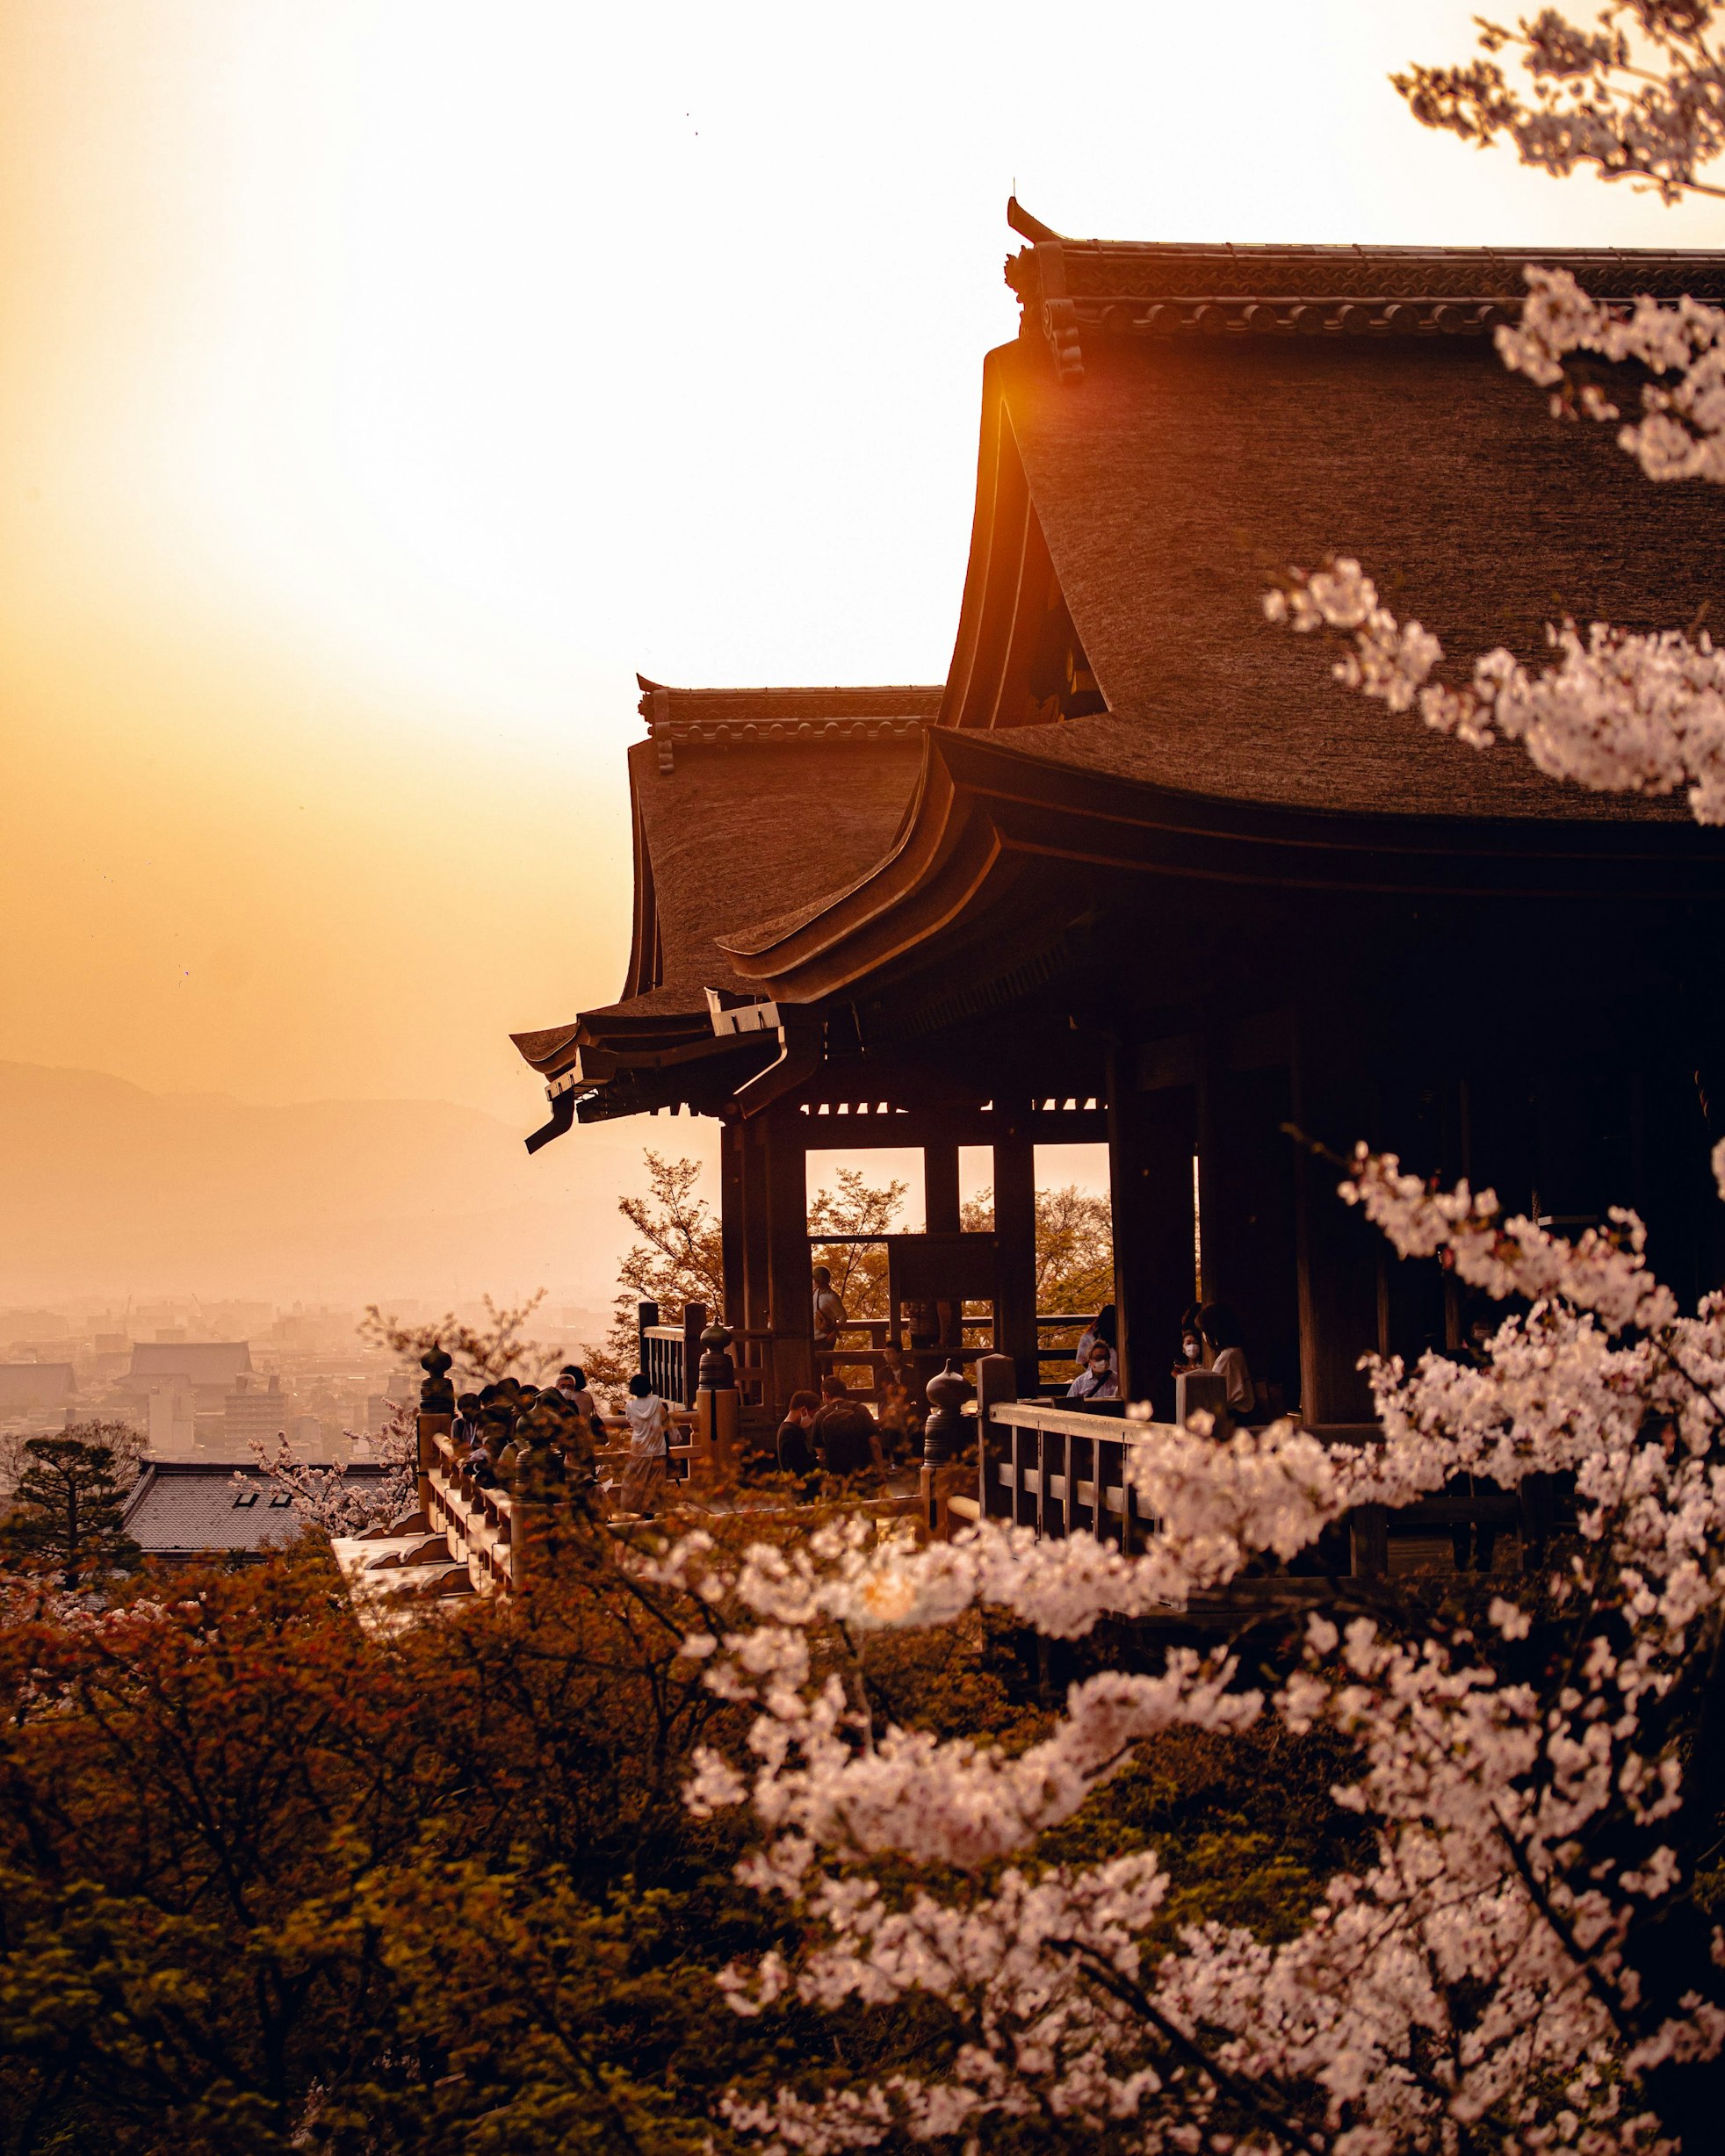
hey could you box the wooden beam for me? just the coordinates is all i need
[719,1120,745,1331]
[797,1107,1108,1149]
[740,1115,773,1345]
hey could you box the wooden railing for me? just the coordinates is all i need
[982,1398,1164,1548]
[426,1420,711,1590]
[978,1397,1547,1583]
[638,1300,707,1407]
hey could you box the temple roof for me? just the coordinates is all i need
[942,326,1725,820]
[512,209,1725,1127]
[1001,198,1725,379]
[509,697,935,1085]
[637,678,941,765]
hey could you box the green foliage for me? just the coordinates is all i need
[0,1521,1366,2154]
[585,1152,727,1394]
[0,1424,141,1591]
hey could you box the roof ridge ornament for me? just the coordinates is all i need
[1007,196,1065,245]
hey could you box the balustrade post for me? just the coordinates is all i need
[690,1320,740,1485]
[637,1301,660,1386]
[415,1346,454,1527]
[974,1352,1016,1524]
[682,1302,707,1409]
[919,1359,970,1541]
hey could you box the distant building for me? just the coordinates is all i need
[126,1341,252,1389]
[0,1363,75,1418]
[123,1460,391,1564]
[224,1374,288,1450]
[146,1381,198,1454]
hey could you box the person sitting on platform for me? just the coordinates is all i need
[1200,1302,1254,1418]
[1075,1302,1118,1377]
[812,1373,884,1478]
[776,1389,821,1481]
[451,1391,483,1453]
[1067,1339,1121,1402]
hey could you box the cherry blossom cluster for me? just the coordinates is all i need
[667,1159,1725,2151]
[248,1399,417,1535]
[1264,559,1725,822]
[1496,264,1725,483]
[1396,5,1725,205]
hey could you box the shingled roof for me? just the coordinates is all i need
[509,689,939,1089]
[123,1460,390,1560]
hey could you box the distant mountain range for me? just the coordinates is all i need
[0,1061,715,1308]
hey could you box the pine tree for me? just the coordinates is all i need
[2,1424,141,1590]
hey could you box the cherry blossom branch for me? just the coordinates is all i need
[1397,5,1725,204]
[1057,1940,1333,2156]
[1263,556,1725,824]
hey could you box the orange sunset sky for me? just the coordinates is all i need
[6,1,1725,1177]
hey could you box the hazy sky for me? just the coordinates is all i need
[5,0,1725,1130]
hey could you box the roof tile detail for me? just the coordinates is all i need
[1003,218,1725,380]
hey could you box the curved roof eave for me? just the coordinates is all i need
[717,719,1725,1007]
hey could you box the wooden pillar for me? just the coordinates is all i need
[740,1116,772,1339]
[764,1107,813,1408]
[1293,1019,1381,1427]
[992,1110,1039,1393]
[1107,1046,1196,1423]
[923,1140,961,1233]
[719,1120,745,1330]
[1198,1061,1301,1421]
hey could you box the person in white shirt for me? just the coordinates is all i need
[1200,1302,1254,1418]
[1074,1302,1118,1380]
[619,1373,670,1515]
[1067,1341,1121,1401]
[812,1265,848,1347]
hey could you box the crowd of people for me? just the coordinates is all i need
[432,1287,1274,1527]
[446,1365,612,1508]
[1065,1299,1258,1417]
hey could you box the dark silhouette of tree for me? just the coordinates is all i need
[1,1422,141,1590]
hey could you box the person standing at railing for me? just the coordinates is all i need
[619,1372,670,1517]
[876,1343,920,1461]
[812,1265,848,1350]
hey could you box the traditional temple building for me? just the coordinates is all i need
[513,205,1725,1431]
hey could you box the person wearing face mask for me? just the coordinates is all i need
[1074,1303,1118,1380]
[1067,1339,1121,1402]
[1171,1323,1205,1381]
[1200,1302,1254,1417]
